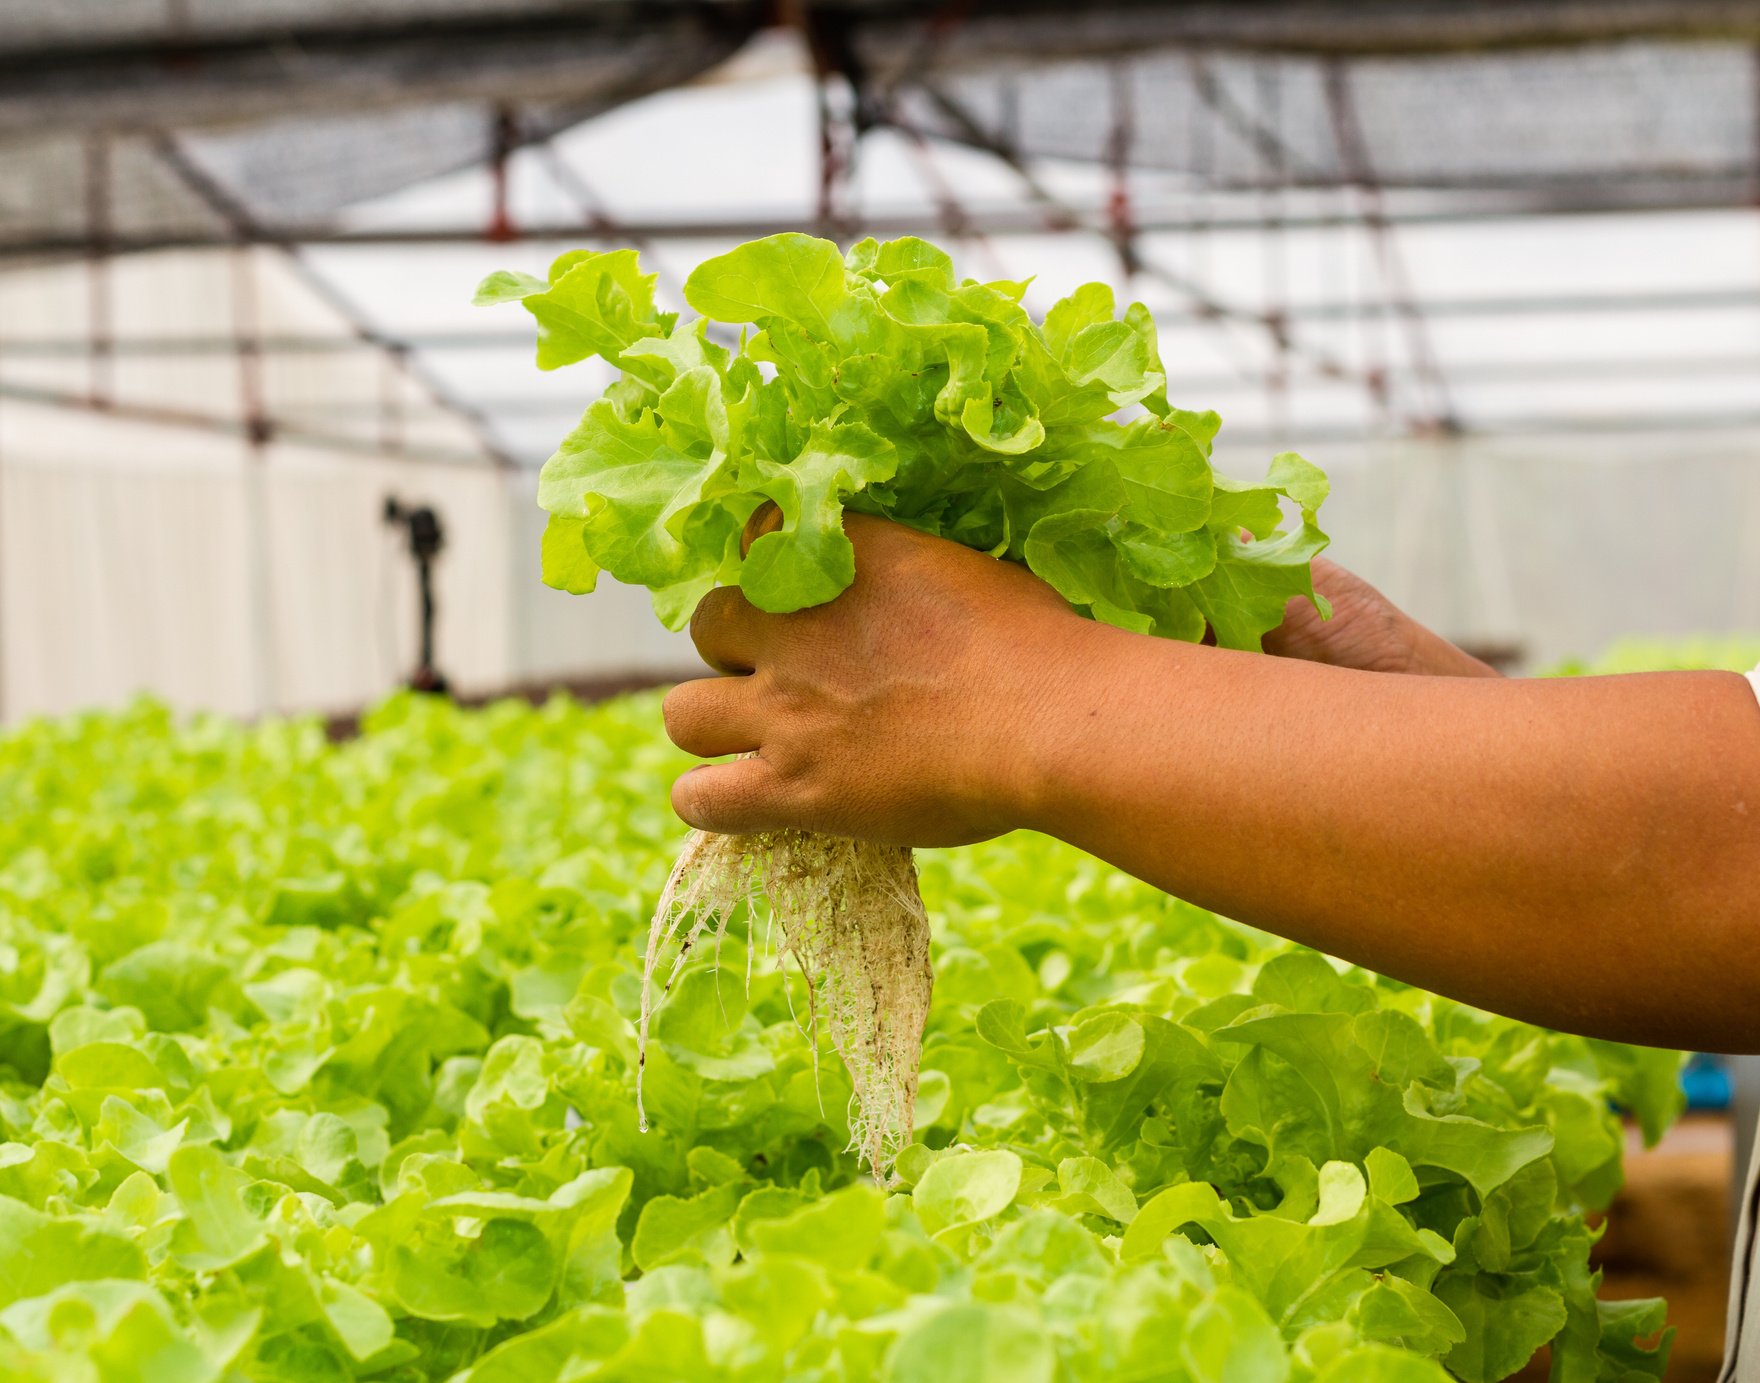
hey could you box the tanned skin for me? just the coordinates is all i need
[661,513,1760,1054]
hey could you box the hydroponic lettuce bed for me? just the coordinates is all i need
[0,693,1681,1383]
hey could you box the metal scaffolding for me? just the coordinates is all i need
[3,2,1758,462]
[0,1,1756,718]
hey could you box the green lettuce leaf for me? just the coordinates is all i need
[484,232,1330,649]
[0,679,1686,1382]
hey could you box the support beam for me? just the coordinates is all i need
[0,5,763,134]
[839,0,1760,64]
[0,379,493,467]
[3,175,1756,258]
[2,285,1756,358]
[149,133,519,470]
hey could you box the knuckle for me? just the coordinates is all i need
[772,748,830,808]
[789,772,831,820]
[766,677,806,719]
[763,742,807,784]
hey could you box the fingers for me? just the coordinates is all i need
[662,677,762,759]
[741,500,783,557]
[671,757,787,835]
[689,585,764,674]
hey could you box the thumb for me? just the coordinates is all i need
[671,757,788,835]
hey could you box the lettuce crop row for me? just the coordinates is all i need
[0,694,1680,1382]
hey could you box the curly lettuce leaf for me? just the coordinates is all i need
[483,232,1330,646]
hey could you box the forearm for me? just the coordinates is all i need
[1013,619,1760,1052]
[667,520,1760,1050]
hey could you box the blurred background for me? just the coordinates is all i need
[2,3,1759,1371]
[6,1,1760,721]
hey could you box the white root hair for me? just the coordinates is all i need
[636,828,933,1180]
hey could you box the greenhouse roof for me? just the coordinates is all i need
[0,2,1757,257]
[2,1,1758,456]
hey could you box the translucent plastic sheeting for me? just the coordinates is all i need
[0,3,757,249]
[1,404,1754,723]
[901,39,1760,193]
[0,408,520,721]
[1248,427,1760,670]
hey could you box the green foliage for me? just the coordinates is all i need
[0,693,1679,1380]
[483,233,1330,648]
[1548,633,1760,676]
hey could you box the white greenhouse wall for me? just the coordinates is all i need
[0,248,703,724]
[3,384,1759,721]
[1213,428,1760,671]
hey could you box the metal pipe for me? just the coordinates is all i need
[83,135,114,408]
[0,378,495,466]
[147,133,521,470]
[6,178,1760,258]
[427,353,1760,413]
[0,285,1754,359]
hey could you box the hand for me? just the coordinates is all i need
[1264,558,1500,678]
[662,514,1084,845]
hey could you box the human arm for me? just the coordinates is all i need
[664,515,1760,1053]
